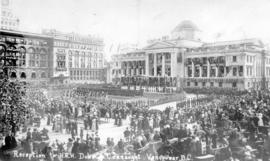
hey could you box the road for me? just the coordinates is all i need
[17,116,131,146]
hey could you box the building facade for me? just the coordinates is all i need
[0,29,106,85]
[110,21,269,91]
[0,0,20,30]
[184,39,266,89]
[0,29,52,85]
[43,30,106,84]
[110,51,145,88]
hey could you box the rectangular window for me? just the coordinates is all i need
[188,67,192,77]
[81,57,85,68]
[202,66,207,77]
[210,82,214,87]
[219,82,223,87]
[29,54,36,67]
[233,56,237,62]
[187,82,190,86]
[69,55,72,68]
[239,66,243,76]
[80,71,83,80]
[57,55,66,69]
[35,54,40,67]
[210,67,216,77]
[232,82,237,88]
[40,54,48,67]
[233,67,237,76]
[194,67,200,77]
[194,82,198,86]
[202,82,206,87]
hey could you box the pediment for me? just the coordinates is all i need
[175,40,203,48]
[144,41,176,50]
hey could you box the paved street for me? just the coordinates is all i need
[17,116,131,146]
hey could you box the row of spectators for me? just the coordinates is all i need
[109,90,270,161]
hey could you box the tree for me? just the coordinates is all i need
[0,78,29,134]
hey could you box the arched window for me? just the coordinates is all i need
[40,49,48,67]
[41,72,46,78]
[10,72,17,78]
[0,45,6,57]
[28,47,36,67]
[20,72,26,79]
[0,71,4,79]
[31,72,36,79]
[18,47,26,66]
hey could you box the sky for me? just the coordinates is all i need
[9,0,270,59]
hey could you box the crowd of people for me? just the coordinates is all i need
[0,87,147,160]
[1,86,270,161]
[112,90,270,161]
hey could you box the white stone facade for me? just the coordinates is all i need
[43,30,106,85]
[109,21,270,91]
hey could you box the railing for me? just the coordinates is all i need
[188,48,262,54]
[183,87,248,95]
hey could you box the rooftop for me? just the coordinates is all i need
[0,29,52,39]
[203,38,264,48]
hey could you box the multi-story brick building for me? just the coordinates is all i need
[0,29,106,85]
[0,29,52,86]
[43,29,105,84]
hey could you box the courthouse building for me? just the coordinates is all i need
[184,39,266,89]
[110,20,269,91]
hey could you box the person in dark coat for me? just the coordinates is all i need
[71,138,80,157]
[2,131,17,151]
[117,139,125,153]
[124,128,131,142]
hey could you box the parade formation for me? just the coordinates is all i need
[0,83,270,161]
[1,0,270,161]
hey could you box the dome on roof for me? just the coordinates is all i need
[172,20,199,33]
